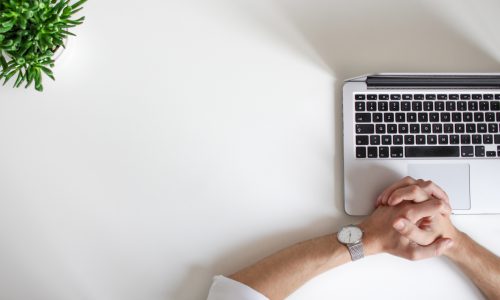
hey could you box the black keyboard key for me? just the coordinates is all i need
[450,135,460,144]
[402,94,412,100]
[373,113,383,123]
[438,135,448,144]
[479,101,489,111]
[390,94,401,100]
[379,94,389,100]
[393,135,404,145]
[356,135,369,145]
[395,113,405,122]
[367,94,377,100]
[356,147,366,158]
[489,123,498,133]
[475,146,485,157]
[379,147,389,157]
[441,112,451,122]
[463,112,473,122]
[355,113,371,123]
[376,124,386,133]
[412,101,422,111]
[455,123,465,133]
[414,94,424,100]
[486,112,495,122]
[367,147,378,158]
[418,113,428,122]
[367,101,377,111]
[421,123,431,134]
[424,101,433,111]
[468,101,478,111]
[474,112,484,122]
[457,101,467,111]
[391,146,404,158]
[398,124,409,134]
[466,123,476,133]
[401,101,411,111]
[444,123,454,133]
[461,134,471,144]
[390,102,400,111]
[472,94,482,100]
[356,124,374,134]
[491,101,500,111]
[487,151,496,157]
[382,135,392,145]
[378,101,388,111]
[387,124,398,133]
[407,113,417,122]
[446,102,456,111]
[370,135,381,145]
[429,113,440,122]
[432,123,443,133]
[427,135,437,144]
[461,146,474,157]
[355,102,365,111]
[497,112,500,121]
[452,113,462,122]
[437,94,448,100]
[404,135,414,145]
[484,94,493,100]
[355,94,366,100]
[449,94,459,100]
[496,94,500,99]
[460,94,471,100]
[384,113,394,122]
[483,134,493,144]
[472,134,482,144]
[410,124,420,133]
[416,135,426,144]
[435,101,445,111]
[405,146,459,157]
[426,94,436,100]
[477,123,487,133]
[495,135,500,144]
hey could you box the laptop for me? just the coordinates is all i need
[343,73,500,215]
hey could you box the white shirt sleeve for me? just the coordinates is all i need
[206,275,269,300]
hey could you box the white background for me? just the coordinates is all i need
[1,0,500,299]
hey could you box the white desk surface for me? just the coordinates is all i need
[1,0,500,299]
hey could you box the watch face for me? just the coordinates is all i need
[337,226,363,244]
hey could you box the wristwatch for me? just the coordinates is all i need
[337,225,364,261]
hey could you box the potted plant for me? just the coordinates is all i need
[0,0,87,92]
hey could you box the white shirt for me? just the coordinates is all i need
[207,275,269,300]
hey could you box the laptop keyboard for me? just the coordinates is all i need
[354,93,500,159]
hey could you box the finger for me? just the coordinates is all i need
[393,218,437,245]
[376,176,417,206]
[387,185,429,206]
[406,238,453,261]
[400,199,452,224]
[415,180,450,205]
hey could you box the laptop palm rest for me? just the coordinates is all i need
[408,164,471,210]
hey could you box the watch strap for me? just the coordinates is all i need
[347,242,364,261]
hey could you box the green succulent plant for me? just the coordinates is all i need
[0,0,86,92]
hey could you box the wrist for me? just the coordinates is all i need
[357,222,383,256]
[443,229,468,260]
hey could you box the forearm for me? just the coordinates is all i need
[445,232,500,300]
[229,233,350,300]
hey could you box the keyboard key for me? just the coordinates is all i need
[414,94,424,100]
[418,113,428,122]
[401,101,411,111]
[444,123,454,133]
[495,135,500,144]
[367,146,378,158]
[496,94,500,100]
[475,146,485,157]
[378,101,388,111]
[427,135,437,144]
[472,134,482,144]
[452,112,462,122]
[384,113,394,122]
[370,135,381,145]
[461,146,474,157]
[457,101,467,111]
[416,135,426,144]
[379,147,389,157]
[435,101,445,111]
[491,101,500,111]
[421,124,431,133]
[487,151,496,157]
[468,101,478,111]
[450,135,460,144]
[441,112,451,122]
[466,123,476,133]
[395,113,405,122]
[474,112,484,122]
[455,123,465,133]
[424,101,433,111]
[407,113,417,122]
[483,134,493,144]
[356,135,369,145]
[355,94,366,100]
[484,94,493,100]
[402,94,412,100]
[463,112,473,122]
[379,94,389,100]
[477,123,487,133]
[412,101,422,111]
[376,124,386,133]
[472,94,482,100]
[367,101,377,111]
[355,102,365,111]
[390,94,401,100]
[367,94,377,100]
[404,135,414,145]
[398,124,409,133]
[393,135,404,145]
[356,124,374,134]
[460,94,471,100]
[497,112,500,121]
[446,102,456,111]
[405,146,459,157]
[390,102,400,111]
[486,112,495,122]
[461,134,471,144]
[382,135,392,145]
[356,147,366,158]
[438,135,448,144]
[391,146,404,158]
[437,94,448,100]
[429,113,439,122]
[479,101,489,111]
[355,113,371,123]
[373,113,383,122]
[432,124,443,133]
[449,94,459,100]
[410,124,420,133]
[387,124,398,133]
[489,123,498,133]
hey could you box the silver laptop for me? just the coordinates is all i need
[343,73,500,215]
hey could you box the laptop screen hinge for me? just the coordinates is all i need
[366,75,500,89]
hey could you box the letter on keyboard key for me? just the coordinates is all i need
[405,146,460,157]
[356,124,374,134]
[391,147,404,158]
[356,147,366,158]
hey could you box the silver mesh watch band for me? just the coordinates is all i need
[347,242,364,261]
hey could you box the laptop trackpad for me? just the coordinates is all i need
[408,164,470,210]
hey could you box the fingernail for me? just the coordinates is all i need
[393,220,405,230]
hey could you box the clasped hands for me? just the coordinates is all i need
[359,176,461,260]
